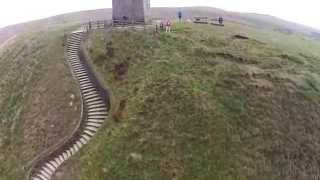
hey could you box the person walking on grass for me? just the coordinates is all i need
[166,19,172,33]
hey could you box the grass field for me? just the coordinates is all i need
[66,22,320,180]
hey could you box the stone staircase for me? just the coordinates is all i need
[27,29,110,180]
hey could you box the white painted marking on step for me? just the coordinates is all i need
[76,141,83,148]
[40,170,51,179]
[87,119,105,123]
[87,122,102,128]
[54,158,62,166]
[63,152,69,160]
[80,79,91,85]
[70,61,80,65]
[83,91,98,96]
[66,149,72,157]
[87,101,104,106]
[74,68,85,73]
[75,71,87,75]
[80,82,92,87]
[68,46,79,48]
[79,137,88,145]
[68,56,79,59]
[67,42,80,46]
[70,146,76,155]
[88,107,108,112]
[88,115,108,119]
[42,167,53,175]
[85,126,99,132]
[37,174,49,180]
[84,130,95,137]
[71,63,84,69]
[82,88,96,93]
[68,55,78,58]
[49,161,59,169]
[70,36,82,42]
[68,59,79,63]
[74,71,86,75]
[85,97,101,103]
[75,73,87,77]
[45,163,56,172]
[68,38,81,41]
[88,112,108,116]
[82,134,91,141]
[81,86,94,91]
[79,78,90,83]
[74,67,85,72]
[70,62,81,66]
[67,52,78,55]
[88,103,106,109]
[72,64,83,68]
[68,48,79,51]
[80,83,94,88]
[79,80,91,85]
[84,94,99,100]
[78,75,89,80]
[59,154,65,163]
[67,50,78,53]
[78,76,89,80]
[77,76,89,80]
[73,143,80,152]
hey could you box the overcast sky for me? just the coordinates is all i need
[0,0,320,29]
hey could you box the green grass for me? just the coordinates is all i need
[75,22,320,180]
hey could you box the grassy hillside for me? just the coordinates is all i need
[59,21,320,180]
[1,8,320,180]
[0,26,81,179]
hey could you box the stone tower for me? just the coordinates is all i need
[112,0,150,23]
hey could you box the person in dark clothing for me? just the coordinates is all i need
[160,21,164,30]
[178,11,182,22]
[89,21,92,30]
[218,17,224,25]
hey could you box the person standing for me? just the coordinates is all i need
[218,17,224,25]
[178,10,182,22]
[166,20,172,33]
[160,20,164,31]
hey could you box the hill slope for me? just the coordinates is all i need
[0,25,81,179]
[60,22,320,179]
[1,8,320,180]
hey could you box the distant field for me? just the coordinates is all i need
[1,7,319,45]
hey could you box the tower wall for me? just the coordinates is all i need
[112,0,150,23]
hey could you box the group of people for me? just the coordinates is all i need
[157,10,181,33]
[156,11,224,33]
[159,20,172,32]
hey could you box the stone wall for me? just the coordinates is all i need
[112,0,150,23]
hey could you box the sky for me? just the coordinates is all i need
[0,0,320,29]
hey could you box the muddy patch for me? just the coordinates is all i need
[114,61,129,80]
[22,55,81,160]
[233,34,250,40]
